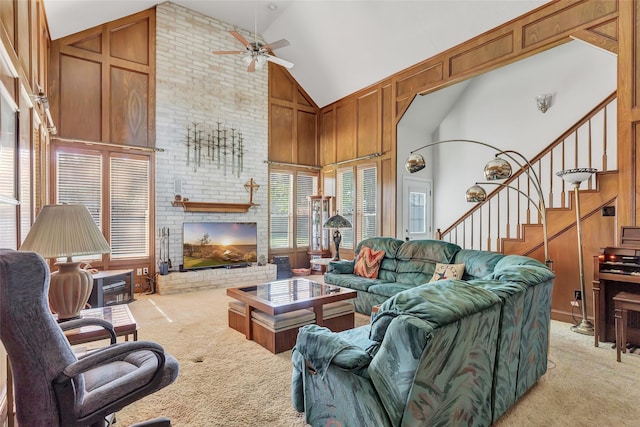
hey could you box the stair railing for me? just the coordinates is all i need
[436,91,617,253]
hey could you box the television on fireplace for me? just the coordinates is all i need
[182,222,257,270]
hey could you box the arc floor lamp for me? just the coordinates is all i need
[406,139,551,269]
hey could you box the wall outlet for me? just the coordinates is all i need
[143,267,149,275]
[574,290,582,301]
[137,268,143,276]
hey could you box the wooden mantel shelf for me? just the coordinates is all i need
[171,200,258,213]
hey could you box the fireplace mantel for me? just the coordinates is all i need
[171,200,258,213]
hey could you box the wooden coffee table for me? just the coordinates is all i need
[227,278,356,352]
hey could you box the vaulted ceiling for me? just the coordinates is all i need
[42,0,548,107]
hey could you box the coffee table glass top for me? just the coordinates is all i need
[234,278,346,305]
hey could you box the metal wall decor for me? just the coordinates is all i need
[185,122,245,177]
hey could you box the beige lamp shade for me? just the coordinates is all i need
[20,204,111,260]
[20,204,111,319]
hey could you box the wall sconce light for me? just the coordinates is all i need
[536,94,552,113]
[33,89,57,134]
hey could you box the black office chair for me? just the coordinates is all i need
[0,249,179,427]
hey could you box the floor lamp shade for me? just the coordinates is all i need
[20,204,111,319]
[323,214,352,261]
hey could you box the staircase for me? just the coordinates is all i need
[437,92,617,258]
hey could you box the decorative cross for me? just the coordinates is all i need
[244,178,260,204]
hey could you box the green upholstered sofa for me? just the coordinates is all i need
[292,237,555,426]
[326,237,509,314]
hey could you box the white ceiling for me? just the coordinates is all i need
[42,0,548,108]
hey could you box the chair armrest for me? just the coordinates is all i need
[295,325,371,378]
[55,341,166,383]
[59,318,117,345]
[327,260,355,274]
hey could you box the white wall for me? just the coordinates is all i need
[397,40,617,234]
[155,2,269,270]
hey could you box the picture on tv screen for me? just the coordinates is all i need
[183,222,257,270]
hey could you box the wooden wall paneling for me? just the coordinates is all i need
[320,108,336,166]
[616,0,636,229]
[50,9,155,147]
[0,1,15,53]
[110,67,148,146]
[268,63,319,166]
[381,82,393,153]
[521,0,618,49]
[109,18,149,65]
[36,0,48,94]
[16,0,30,83]
[356,89,379,157]
[335,100,356,162]
[296,109,316,166]
[571,18,619,54]
[59,54,101,140]
[269,103,294,163]
[270,64,295,103]
[550,204,616,323]
[380,157,395,237]
[449,32,515,78]
[395,62,444,111]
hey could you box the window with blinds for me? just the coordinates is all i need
[357,166,378,242]
[296,174,316,247]
[110,157,150,259]
[336,168,355,250]
[0,85,18,248]
[269,172,292,249]
[269,170,318,250]
[56,151,103,228]
[56,148,152,262]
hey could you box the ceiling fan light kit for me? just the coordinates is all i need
[212,2,293,72]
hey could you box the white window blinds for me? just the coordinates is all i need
[357,166,377,242]
[110,156,150,259]
[336,169,354,250]
[56,151,103,228]
[295,174,317,247]
[269,172,292,249]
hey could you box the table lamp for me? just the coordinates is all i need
[323,213,352,261]
[20,204,111,319]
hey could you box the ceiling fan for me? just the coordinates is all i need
[213,2,293,72]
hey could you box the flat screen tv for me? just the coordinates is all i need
[182,222,257,270]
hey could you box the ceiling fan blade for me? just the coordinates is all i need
[212,50,244,55]
[263,39,290,52]
[247,59,256,73]
[265,55,294,69]
[230,31,250,48]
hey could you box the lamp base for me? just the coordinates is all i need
[49,261,93,320]
[570,319,595,336]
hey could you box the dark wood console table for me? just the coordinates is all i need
[593,247,640,347]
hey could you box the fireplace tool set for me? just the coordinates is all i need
[185,122,244,177]
[158,227,171,276]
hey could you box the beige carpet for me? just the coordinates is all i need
[111,286,640,426]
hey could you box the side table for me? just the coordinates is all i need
[310,257,334,274]
[57,305,139,344]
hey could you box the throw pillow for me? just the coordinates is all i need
[353,246,385,279]
[429,262,465,282]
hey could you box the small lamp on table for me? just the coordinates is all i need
[323,214,352,261]
[19,204,111,320]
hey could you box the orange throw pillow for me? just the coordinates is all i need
[354,246,385,279]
